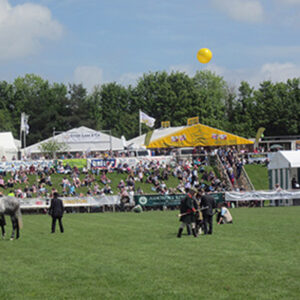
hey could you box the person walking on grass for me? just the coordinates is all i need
[49,192,64,233]
[201,192,217,235]
[177,187,198,238]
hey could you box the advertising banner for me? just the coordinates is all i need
[90,158,117,169]
[0,160,55,172]
[134,193,224,207]
[20,195,134,209]
[61,131,102,143]
[88,156,174,169]
[61,159,87,169]
[225,190,300,201]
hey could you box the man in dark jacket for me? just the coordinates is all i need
[177,188,198,238]
[201,192,216,235]
[0,214,6,238]
[49,192,64,233]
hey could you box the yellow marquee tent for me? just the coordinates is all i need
[147,123,253,148]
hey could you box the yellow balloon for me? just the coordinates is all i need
[197,48,213,64]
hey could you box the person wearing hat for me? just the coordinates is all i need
[177,187,198,238]
[48,192,64,233]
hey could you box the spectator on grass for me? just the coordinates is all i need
[100,171,111,185]
[0,176,6,189]
[103,184,113,194]
[217,203,233,224]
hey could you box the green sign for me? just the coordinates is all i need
[134,193,224,207]
[61,159,87,169]
[134,194,185,207]
[211,193,224,204]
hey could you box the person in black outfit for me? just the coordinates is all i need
[0,214,6,238]
[49,192,64,233]
[201,192,216,235]
[177,188,198,238]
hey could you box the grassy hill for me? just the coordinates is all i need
[1,207,299,299]
[244,164,269,190]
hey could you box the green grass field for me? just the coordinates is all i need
[244,164,269,190]
[1,207,299,299]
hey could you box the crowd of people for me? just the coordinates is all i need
[0,150,233,200]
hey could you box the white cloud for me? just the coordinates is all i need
[168,64,196,77]
[118,72,142,87]
[212,0,264,23]
[73,66,103,92]
[205,62,300,88]
[255,62,300,83]
[0,0,63,60]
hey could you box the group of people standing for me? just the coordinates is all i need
[177,188,232,238]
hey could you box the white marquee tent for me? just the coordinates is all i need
[23,126,124,156]
[0,132,19,160]
[268,151,300,190]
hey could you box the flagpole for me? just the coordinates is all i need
[139,109,142,136]
[20,113,24,149]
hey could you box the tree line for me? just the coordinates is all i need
[0,71,299,146]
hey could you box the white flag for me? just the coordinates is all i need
[140,111,156,128]
[21,113,29,135]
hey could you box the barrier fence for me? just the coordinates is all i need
[19,189,299,213]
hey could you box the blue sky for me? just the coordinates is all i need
[1,0,300,91]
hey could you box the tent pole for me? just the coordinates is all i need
[139,109,141,136]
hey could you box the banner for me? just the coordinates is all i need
[61,159,87,169]
[134,193,224,207]
[20,112,30,134]
[0,160,54,172]
[61,131,102,143]
[20,195,134,209]
[140,111,156,128]
[225,190,300,201]
[255,127,265,144]
[134,194,185,206]
[88,156,174,169]
[90,158,117,169]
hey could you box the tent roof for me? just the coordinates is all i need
[126,126,185,148]
[24,126,124,153]
[268,151,300,169]
[0,132,18,151]
[127,124,253,148]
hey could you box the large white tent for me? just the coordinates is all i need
[0,132,19,160]
[268,151,300,190]
[23,126,124,156]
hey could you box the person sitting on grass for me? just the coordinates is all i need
[0,176,6,189]
[103,184,113,194]
[217,203,233,224]
[45,175,53,186]
[100,171,111,185]
[68,184,76,196]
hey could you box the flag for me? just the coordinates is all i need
[21,113,30,135]
[139,111,155,128]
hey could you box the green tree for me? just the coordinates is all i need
[192,70,228,130]
[38,140,69,159]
